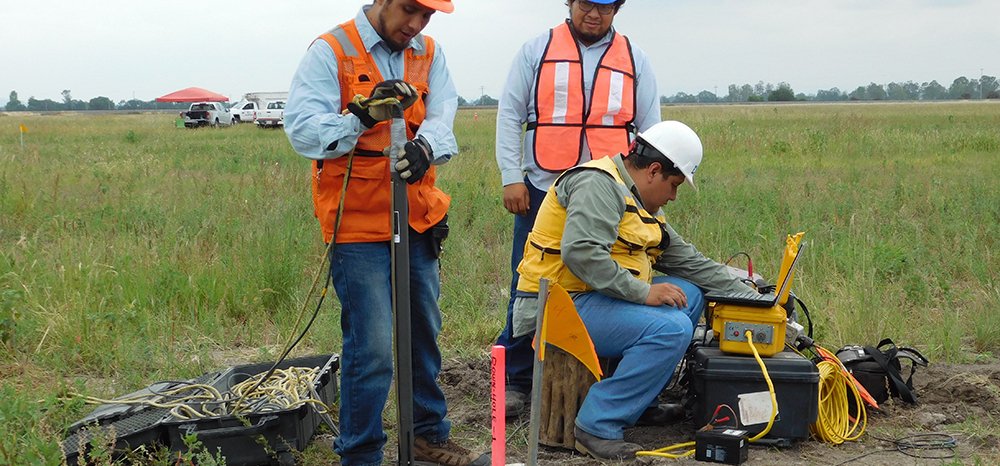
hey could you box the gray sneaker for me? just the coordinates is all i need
[573,426,642,461]
[505,389,529,419]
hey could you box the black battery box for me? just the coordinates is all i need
[690,346,817,443]
[694,428,749,464]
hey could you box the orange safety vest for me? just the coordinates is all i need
[531,21,637,172]
[311,20,450,244]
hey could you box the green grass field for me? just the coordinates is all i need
[1,102,998,463]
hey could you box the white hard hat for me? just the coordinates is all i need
[634,120,703,190]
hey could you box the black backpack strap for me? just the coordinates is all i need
[864,344,918,404]
[877,339,929,395]
[897,346,929,367]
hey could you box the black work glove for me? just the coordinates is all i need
[370,80,418,109]
[347,80,418,129]
[394,135,432,184]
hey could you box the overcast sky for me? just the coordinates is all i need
[3,0,996,104]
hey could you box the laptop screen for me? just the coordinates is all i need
[774,242,805,306]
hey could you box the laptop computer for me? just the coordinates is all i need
[705,242,806,308]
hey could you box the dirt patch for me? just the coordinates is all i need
[429,355,1000,466]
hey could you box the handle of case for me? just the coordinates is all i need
[194,415,279,439]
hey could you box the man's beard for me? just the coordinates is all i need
[576,29,606,44]
[378,11,408,51]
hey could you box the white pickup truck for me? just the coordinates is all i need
[182,102,233,128]
[255,100,285,128]
[230,92,288,123]
[229,100,260,123]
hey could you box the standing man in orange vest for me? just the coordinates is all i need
[284,1,483,465]
[495,0,662,417]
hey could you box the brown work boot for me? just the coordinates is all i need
[574,427,642,461]
[413,437,488,466]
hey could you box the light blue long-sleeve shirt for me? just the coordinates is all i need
[284,7,458,163]
[495,24,661,191]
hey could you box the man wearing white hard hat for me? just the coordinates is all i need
[284,1,483,465]
[511,121,756,460]
[495,0,663,419]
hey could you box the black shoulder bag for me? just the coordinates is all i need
[836,338,929,404]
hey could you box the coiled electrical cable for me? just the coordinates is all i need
[808,345,867,444]
[67,366,329,420]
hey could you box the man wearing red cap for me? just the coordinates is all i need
[284,1,483,465]
[495,0,662,419]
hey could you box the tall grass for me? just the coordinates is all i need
[0,102,997,462]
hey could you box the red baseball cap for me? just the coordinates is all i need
[416,0,454,13]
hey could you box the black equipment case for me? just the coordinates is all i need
[690,346,817,443]
[63,354,339,466]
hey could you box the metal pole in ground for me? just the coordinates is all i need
[390,103,414,466]
[527,278,550,466]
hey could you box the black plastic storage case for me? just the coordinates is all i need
[690,346,818,443]
[160,354,340,465]
[63,354,339,466]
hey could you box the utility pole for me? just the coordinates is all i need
[981,68,985,100]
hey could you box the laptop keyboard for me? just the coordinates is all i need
[706,289,777,307]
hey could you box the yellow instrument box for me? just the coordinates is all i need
[706,233,805,357]
[710,302,787,357]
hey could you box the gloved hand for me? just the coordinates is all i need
[370,80,418,109]
[347,80,419,128]
[394,135,433,184]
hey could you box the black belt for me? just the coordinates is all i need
[316,149,384,170]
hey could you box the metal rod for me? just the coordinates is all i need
[390,105,414,466]
[527,279,550,466]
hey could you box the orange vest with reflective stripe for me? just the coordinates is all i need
[311,20,450,244]
[532,21,636,172]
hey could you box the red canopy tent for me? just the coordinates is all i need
[155,87,229,102]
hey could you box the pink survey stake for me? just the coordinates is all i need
[491,345,506,465]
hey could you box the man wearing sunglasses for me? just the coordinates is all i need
[494,0,661,420]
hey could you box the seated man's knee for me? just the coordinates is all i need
[647,312,694,349]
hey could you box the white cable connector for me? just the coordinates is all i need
[785,321,804,347]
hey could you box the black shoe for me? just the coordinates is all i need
[573,426,642,460]
[636,403,686,426]
[505,390,529,419]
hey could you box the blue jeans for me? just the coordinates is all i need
[574,276,705,440]
[496,178,547,394]
[330,231,450,466]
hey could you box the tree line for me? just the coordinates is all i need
[4,90,188,112]
[5,74,998,112]
[661,75,999,104]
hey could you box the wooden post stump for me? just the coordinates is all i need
[538,347,603,449]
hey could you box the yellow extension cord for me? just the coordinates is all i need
[809,347,867,444]
[637,330,778,459]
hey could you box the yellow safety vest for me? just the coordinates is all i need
[516,157,666,293]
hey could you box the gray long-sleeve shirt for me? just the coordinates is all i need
[511,154,753,337]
